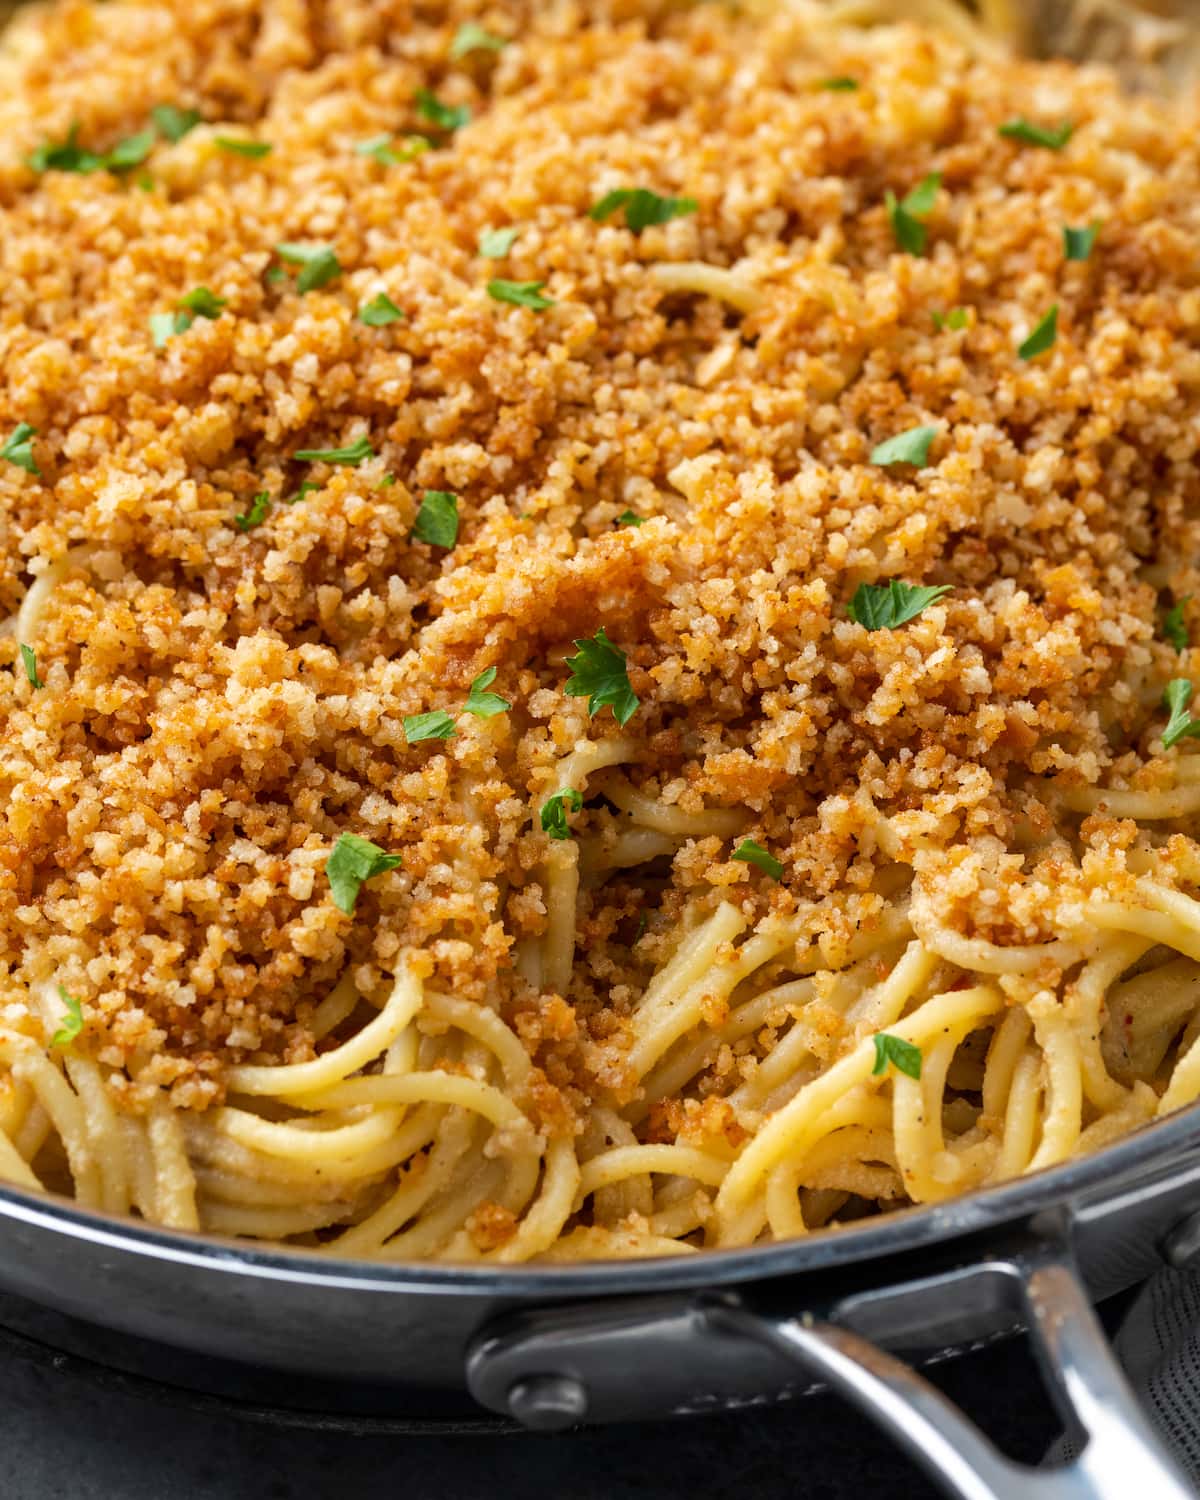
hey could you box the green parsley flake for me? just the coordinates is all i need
[291,480,321,504]
[564,627,639,726]
[464,667,510,718]
[106,130,156,171]
[870,424,939,468]
[19,643,43,690]
[1162,679,1200,749]
[933,307,968,331]
[214,135,273,159]
[51,985,84,1048]
[355,134,429,166]
[1018,305,1058,361]
[275,242,342,293]
[136,172,155,193]
[1163,597,1192,654]
[412,490,460,549]
[1063,224,1099,261]
[404,710,457,744]
[998,118,1074,150]
[28,125,105,174]
[848,579,952,631]
[479,226,520,259]
[415,89,471,132]
[589,188,698,234]
[616,510,644,527]
[820,76,858,90]
[872,1033,922,1080]
[2,422,40,475]
[450,21,507,59]
[732,839,783,880]
[152,104,202,142]
[178,285,227,319]
[326,832,402,915]
[150,310,190,347]
[540,788,583,841]
[294,435,374,466]
[487,278,554,310]
[885,172,941,256]
[234,491,271,532]
[358,293,405,326]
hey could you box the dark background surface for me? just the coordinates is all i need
[0,1286,1068,1500]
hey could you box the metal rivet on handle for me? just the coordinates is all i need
[1161,1207,1200,1269]
[507,1374,588,1430]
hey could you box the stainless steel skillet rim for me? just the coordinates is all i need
[0,1103,1197,1296]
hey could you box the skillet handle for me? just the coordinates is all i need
[710,1240,1195,1500]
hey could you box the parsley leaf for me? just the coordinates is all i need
[870,424,939,468]
[464,667,510,718]
[933,307,968,331]
[487,278,554,310]
[152,288,225,346]
[589,188,698,234]
[19,643,43,689]
[355,134,429,166]
[293,435,374,466]
[290,480,321,504]
[404,710,457,743]
[152,104,202,142]
[234,491,271,532]
[732,839,783,880]
[848,580,953,630]
[479,225,519,259]
[106,130,156,171]
[326,833,402,914]
[541,788,583,840]
[1018,305,1057,361]
[275,242,341,293]
[885,172,941,256]
[1162,679,1200,749]
[415,89,471,132]
[451,21,507,58]
[616,510,644,527]
[178,285,227,319]
[998,118,1074,150]
[51,985,84,1048]
[2,422,40,475]
[1163,597,1192,654]
[358,293,405,326]
[1063,223,1098,261]
[564,627,639,725]
[215,135,272,159]
[150,310,191,347]
[28,125,105,174]
[820,76,858,90]
[412,490,460,548]
[871,1032,922,1080]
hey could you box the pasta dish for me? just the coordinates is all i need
[3,0,1200,1263]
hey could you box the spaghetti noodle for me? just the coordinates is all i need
[3,0,1200,1261]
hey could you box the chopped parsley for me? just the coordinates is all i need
[178,285,227,319]
[1163,597,1192,654]
[540,788,583,840]
[51,985,84,1048]
[589,188,698,234]
[412,490,460,548]
[355,134,429,166]
[848,580,953,630]
[151,104,202,143]
[106,130,156,171]
[616,510,644,527]
[732,839,783,880]
[151,286,226,346]
[274,242,341,293]
[234,491,271,532]
[1018,305,1058,361]
[358,293,405,326]
[450,21,507,58]
[933,307,968,331]
[564,627,638,726]
[885,172,940,256]
[214,135,273,159]
[487,278,554,310]
[464,667,510,718]
[2,422,40,475]
[479,226,520,259]
[19,644,42,689]
[28,125,105,174]
[872,1033,922,1080]
[150,310,190,347]
[1161,679,1200,749]
[998,118,1074,150]
[294,435,374,466]
[1063,223,1099,261]
[290,480,321,504]
[326,833,402,915]
[870,424,938,468]
[415,89,471,132]
[404,710,457,743]
[819,76,858,90]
